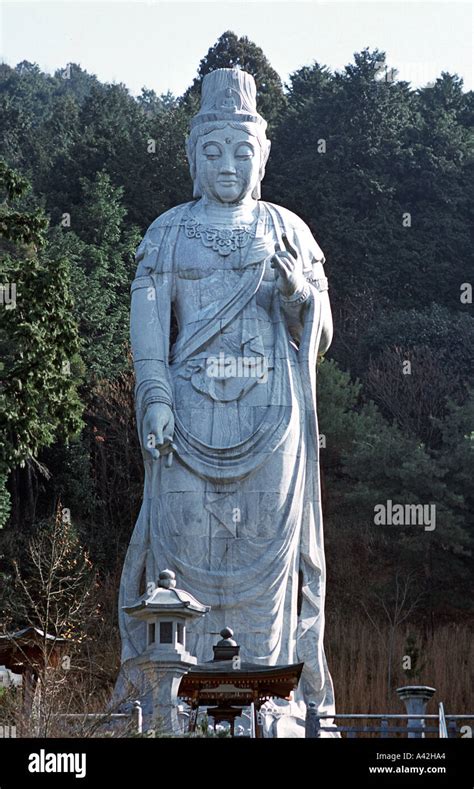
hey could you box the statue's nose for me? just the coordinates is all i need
[220,155,237,174]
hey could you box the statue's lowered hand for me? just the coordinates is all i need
[143,403,175,460]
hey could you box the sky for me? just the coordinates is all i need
[0,0,472,96]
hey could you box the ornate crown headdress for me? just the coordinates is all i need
[190,68,267,131]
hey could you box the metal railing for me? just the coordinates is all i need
[305,709,474,738]
[52,700,143,735]
[0,724,17,738]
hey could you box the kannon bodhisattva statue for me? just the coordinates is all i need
[117,68,336,735]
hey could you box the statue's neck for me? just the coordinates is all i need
[197,196,259,225]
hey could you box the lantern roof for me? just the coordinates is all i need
[123,570,210,620]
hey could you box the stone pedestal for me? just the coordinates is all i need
[396,685,436,738]
[137,655,195,734]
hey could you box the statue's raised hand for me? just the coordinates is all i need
[270,234,306,298]
[143,403,175,460]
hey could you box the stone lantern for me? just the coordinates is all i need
[123,569,209,734]
[396,685,436,738]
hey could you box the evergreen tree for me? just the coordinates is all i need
[48,171,140,380]
[0,162,83,528]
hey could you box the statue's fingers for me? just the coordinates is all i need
[279,251,296,270]
[282,234,298,259]
[164,415,175,434]
[161,436,175,466]
[276,257,293,278]
[270,254,290,274]
[144,432,160,460]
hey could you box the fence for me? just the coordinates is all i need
[305,706,474,738]
[0,724,17,738]
[52,700,143,736]
[0,700,143,738]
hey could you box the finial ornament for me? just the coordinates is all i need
[217,626,237,646]
[158,569,177,589]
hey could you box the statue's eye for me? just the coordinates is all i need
[235,144,253,159]
[203,145,221,159]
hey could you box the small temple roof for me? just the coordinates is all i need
[0,627,69,674]
[178,628,304,703]
[0,627,68,644]
[183,661,304,677]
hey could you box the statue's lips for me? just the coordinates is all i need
[218,180,238,186]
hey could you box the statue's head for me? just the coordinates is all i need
[186,68,271,203]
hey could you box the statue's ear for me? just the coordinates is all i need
[255,139,271,196]
[260,140,271,177]
[187,145,201,197]
[186,136,196,180]
[192,177,202,199]
[263,139,271,167]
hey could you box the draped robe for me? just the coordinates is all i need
[117,198,336,733]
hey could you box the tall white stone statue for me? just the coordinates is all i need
[117,68,336,735]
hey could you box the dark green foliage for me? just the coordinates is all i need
[264,51,472,317]
[0,162,83,529]
[318,360,473,615]
[0,36,472,627]
[48,171,140,380]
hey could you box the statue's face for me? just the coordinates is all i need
[195,126,261,204]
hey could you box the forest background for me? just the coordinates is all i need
[0,31,472,721]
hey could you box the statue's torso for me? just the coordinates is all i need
[170,203,283,410]
[172,201,276,336]
[164,201,298,441]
